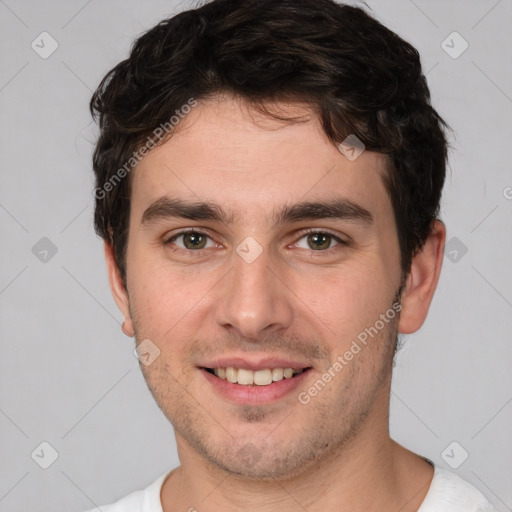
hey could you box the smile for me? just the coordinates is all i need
[203,367,309,386]
[200,366,312,405]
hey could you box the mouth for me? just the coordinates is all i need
[201,366,312,386]
[199,365,313,405]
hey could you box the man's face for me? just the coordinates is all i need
[121,96,404,479]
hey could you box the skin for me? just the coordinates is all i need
[105,95,446,511]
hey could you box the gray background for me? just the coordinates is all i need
[0,0,511,510]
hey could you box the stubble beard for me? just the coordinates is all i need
[134,308,400,482]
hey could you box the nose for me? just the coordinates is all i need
[214,244,294,340]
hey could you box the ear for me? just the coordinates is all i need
[104,241,134,337]
[398,220,446,334]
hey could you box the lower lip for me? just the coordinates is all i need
[200,368,311,405]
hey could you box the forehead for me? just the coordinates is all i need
[130,96,392,223]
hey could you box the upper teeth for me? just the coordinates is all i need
[213,367,304,386]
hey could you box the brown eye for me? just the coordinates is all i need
[183,232,207,249]
[307,233,332,250]
[167,231,213,250]
[294,231,346,251]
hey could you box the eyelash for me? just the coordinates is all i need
[164,228,348,253]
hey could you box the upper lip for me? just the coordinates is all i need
[199,355,312,371]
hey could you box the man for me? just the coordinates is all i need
[86,0,497,510]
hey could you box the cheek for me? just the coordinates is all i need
[126,246,213,343]
[299,263,397,347]
[126,246,172,331]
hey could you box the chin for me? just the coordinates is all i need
[195,433,330,482]
[210,453,315,482]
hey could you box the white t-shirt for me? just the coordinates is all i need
[85,465,497,512]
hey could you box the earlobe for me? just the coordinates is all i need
[104,241,135,337]
[121,320,134,337]
[398,220,446,334]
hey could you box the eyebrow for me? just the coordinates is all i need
[141,196,374,227]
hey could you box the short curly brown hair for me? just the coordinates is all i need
[90,0,449,285]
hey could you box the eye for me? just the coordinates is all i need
[165,230,216,250]
[294,230,346,251]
